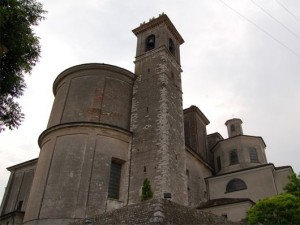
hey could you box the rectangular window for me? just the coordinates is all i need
[230,149,239,165]
[217,156,221,171]
[249,148,259,163]
[108,161,122,199]
[184,119,191,147]
[16,200,23,211]
[222,214,228,219]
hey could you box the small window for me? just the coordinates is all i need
[249,148,259,163]
[145,34,155,51]
[169,38,175,54]
[16,200,23,211]
[108,161,122,199]
[217,156,221,171]
[226,178,247,193]
[230,124,235,132]
[229,150,239,165]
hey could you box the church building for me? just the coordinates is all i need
[0,14,293,225]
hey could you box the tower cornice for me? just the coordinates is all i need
[132,14,184,44]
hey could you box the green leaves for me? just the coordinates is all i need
[0,97,24,132]
[246,173,300,225]
[247,194,300,225]
[141,178,153,201]
[0,0,46,131]
[284,173,300,198]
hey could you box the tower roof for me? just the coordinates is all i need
[132,13,184,44]
[184,105,210,125]
[225,118,243,126]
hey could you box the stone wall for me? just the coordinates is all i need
[129,15,187,205]
[70,199,238,225]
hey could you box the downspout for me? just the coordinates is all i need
[205,177,210,201]
[272,165,279,194]
[126,136,133,205]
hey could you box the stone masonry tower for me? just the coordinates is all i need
[129,14,188,205]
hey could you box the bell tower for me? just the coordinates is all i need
[129,14,188,205]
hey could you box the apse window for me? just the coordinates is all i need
[145,34,155,51]
[226,178,247,193]
[229,149,239,165]
[108,161,122,199]
[249,148,259,163]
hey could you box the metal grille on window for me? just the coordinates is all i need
[226,179,247,192]
[108,161,122,199]
[249,148,259,163]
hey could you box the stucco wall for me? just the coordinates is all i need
[200,201,253,222]
[213,136,267,174]
[274,167,293,193]
[185,150,212,207]
[23,125,131,225]
[23,63,135,225]
[207,165,278,202]
[0,160,37,216]
[48,64,135,130]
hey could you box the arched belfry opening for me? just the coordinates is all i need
[169,38,175,55]
[145,34,155,51]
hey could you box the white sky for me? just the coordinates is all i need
[1,0,300,202]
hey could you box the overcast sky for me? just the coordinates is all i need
[1,0,299,202]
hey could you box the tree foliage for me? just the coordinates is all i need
[246,193,300,225]
[246,173,300,225]
[0,0,46,131]
[141,178,153,201]
[284,173,300,198]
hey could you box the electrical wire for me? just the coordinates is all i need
[219,0,300,58]
[250,0,300,39]
[275,0,300,23]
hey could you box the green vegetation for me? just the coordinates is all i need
[283,173,300,198]
[0,0,46,131]
[246,173,300,225]
[141,178,153,201]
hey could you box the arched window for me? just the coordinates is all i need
[169,38,175,55]
[229,149,239,165]
[145,34,155,51]
[226,178,247,193]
